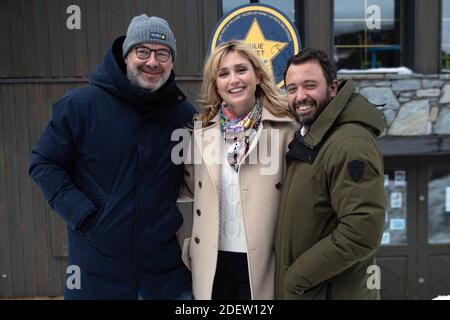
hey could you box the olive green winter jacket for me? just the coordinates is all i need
[275,80,387,300]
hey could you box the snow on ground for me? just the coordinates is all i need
[338,67,413,75]
[433,295,450,300]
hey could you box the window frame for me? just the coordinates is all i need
[332,0,405,70]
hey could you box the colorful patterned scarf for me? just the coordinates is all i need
[219,99,262,171]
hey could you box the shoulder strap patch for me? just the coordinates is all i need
[347,160,365,182]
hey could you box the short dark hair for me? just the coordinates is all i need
[283,48,337,86]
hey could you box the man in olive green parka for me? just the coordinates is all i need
[275,49,387,300]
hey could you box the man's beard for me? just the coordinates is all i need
[126,65,171,92]
[294,91,332,127]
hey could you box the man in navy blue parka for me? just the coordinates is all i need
[29,14,196,299]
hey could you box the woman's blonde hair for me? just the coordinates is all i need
[197,40,291,127]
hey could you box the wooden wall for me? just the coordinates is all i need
[0,0,219,79]
[0,0,220,298]
[0,82,81,297]
[413,0,440,74]
[298,0,333,57]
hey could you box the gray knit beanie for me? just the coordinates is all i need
[122,14,176,61]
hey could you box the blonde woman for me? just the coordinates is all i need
[182,40,298,299]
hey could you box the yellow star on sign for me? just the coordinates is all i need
[243,18,288,72]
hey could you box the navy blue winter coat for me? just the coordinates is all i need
[29,36,196,299]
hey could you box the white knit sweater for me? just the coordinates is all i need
[218,141,248,253]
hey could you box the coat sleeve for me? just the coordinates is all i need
[29,95,97,231]
[285,136,386,289]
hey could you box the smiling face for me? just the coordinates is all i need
[215,51,261,116]
[285,59,338,127]
[124,43,173,92]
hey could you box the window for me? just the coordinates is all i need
[334,0,402,70]
[382,169,408,246]
[222,0,250,16]
[428,168,450,244]
[442,0,450,71]
[221,0,295,23]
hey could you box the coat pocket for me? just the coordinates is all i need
[81,199,107,241]
[181,237,192,271]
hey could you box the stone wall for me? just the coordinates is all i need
[338,73,450,136]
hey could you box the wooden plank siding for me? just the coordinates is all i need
[0,0,219,79]
[413,0,440,74]
[1,84,27,297]
[0,82,84,297]
[0,86,14,296]
[0,0,13,78]
[0,0,220,298]
[300,0,333,57]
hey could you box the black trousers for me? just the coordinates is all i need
[212,250,251,300]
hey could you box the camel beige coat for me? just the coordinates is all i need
[182,107,298,299]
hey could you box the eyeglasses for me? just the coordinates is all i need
[134,46,171,62]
